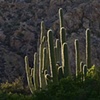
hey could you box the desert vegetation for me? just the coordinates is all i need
[0,1,100,99]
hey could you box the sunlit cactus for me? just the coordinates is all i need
[74,39,80,76]
[59,8,64,29]
[58,66,63,80]
[24,7,94,94]
[86,28,91,68]
[25,56,34,93]
[47,30,58,83]
[83,64,87,80]
[33,53,40,90]
[62,43,70,77]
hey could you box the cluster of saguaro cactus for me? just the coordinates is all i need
[25,8,91,93]
[75,28,91,80]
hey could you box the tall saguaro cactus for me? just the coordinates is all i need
[74,39,80,76]
[47,30,58,83]
[33,53,40,90]
[39,21,46,89]
[59,8,64,29]
[25,56,34,93]
[86,28,91,68]
[62,43,70,77]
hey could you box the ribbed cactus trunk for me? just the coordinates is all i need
[39,21,46,89]
[25,56,34,94]
[59,8,64,29]
[74,39,80,76]
[83,65,87,80]
[55,39,61,64]
[60,27,66,66]
[60,27,66,46]
[33,53,40,90]
[40,21,46,42]
[62,43,70,77]
[86,29,91,68]
[58,66,63,80]
[39,37,46,89]
[47,30,58,83]
[80,61,84,81]
[42,47,48,88]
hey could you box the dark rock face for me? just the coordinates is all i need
[0,0,100,83]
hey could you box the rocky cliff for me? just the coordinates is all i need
[0,0,100,83]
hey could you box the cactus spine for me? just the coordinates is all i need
[47,30,58,83]
[74,39,80,76]
[86,28,91,68]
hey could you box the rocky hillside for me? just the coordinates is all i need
[0,0,100,83]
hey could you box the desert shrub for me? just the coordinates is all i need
[0,77,30,94]
[31,76,100,100]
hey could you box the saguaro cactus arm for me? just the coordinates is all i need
[62,43,70,77]
[59,8,64,28]
[47,30,58,83]
[74,39,80,76]
[25,56,34,93]
[86,28,91,68]
[34,53,40,90]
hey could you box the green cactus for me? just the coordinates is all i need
[59,8,64,29]
[33,53,40,90]
[80,61,84,73]
[58,66,63,80]
[74,39,80,76]
[40,21,46,43]
[80,61,84,81]
[60,27,66,47]
[24,7,94,94]
[83,64,87,80]
[45,73,52,85]
[47,29,58,83]
[41,47,48,88]
[86,28,91,68]
[54,41,61,64]
[62,43,70,77]
[55,39,61,63]
[25,56,34,93]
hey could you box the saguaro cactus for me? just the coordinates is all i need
[60,27,66,47]
[59,8,64,29]
[86,28,91,68]
[55,39,61,63]
[40,21,46,42]
[25,56,34,93]
[47,30,58,83]
[33,53,40,90]
[39,21,46,89]
[83,64,87,80]
[74,39,80,76]
[62,43,70,77]
[39,36,46,89]
[24,7,93,94]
